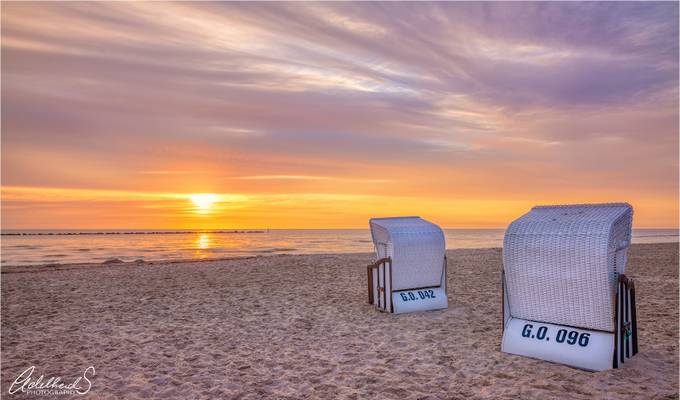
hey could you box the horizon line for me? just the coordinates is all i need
[2,227,678,232]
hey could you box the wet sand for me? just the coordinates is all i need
[1,243,677,399]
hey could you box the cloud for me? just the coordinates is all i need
[231,175,391,183]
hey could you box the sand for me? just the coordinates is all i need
[1,243,677,399]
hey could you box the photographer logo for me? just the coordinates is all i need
[8,366,95,396]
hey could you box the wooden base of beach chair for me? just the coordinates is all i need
[501,273,638,371]
[367,257,448,314]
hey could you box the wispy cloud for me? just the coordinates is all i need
[139,170,202,175]
[231,175,391,183]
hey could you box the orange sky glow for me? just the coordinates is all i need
[1,2,678,229]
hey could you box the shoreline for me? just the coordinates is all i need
[3,229,676,268]
[1,242,675,273]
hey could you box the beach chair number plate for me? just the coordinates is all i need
[398,289,437,302]
[392,287,447,314]
[502,318,613,371]
[520,323,590,347]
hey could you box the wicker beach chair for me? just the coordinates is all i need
[367,216,448,314]
[501,203,638,371]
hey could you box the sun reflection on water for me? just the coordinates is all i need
[196,233,211,250]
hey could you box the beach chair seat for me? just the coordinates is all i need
[501,203,638,371]
[367,216,448,314]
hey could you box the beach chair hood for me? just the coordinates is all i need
[503,203,633,332]
[369,216,445,291]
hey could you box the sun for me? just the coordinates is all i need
[190,193,218,213]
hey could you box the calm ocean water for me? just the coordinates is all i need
[1,229,677,266]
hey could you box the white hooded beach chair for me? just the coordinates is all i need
[367,216,448,314]
[501,203,638,371]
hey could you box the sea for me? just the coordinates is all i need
[1,229,677,266]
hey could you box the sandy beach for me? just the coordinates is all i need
[1,242,677,399]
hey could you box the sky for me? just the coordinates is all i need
[1,2,678,229]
